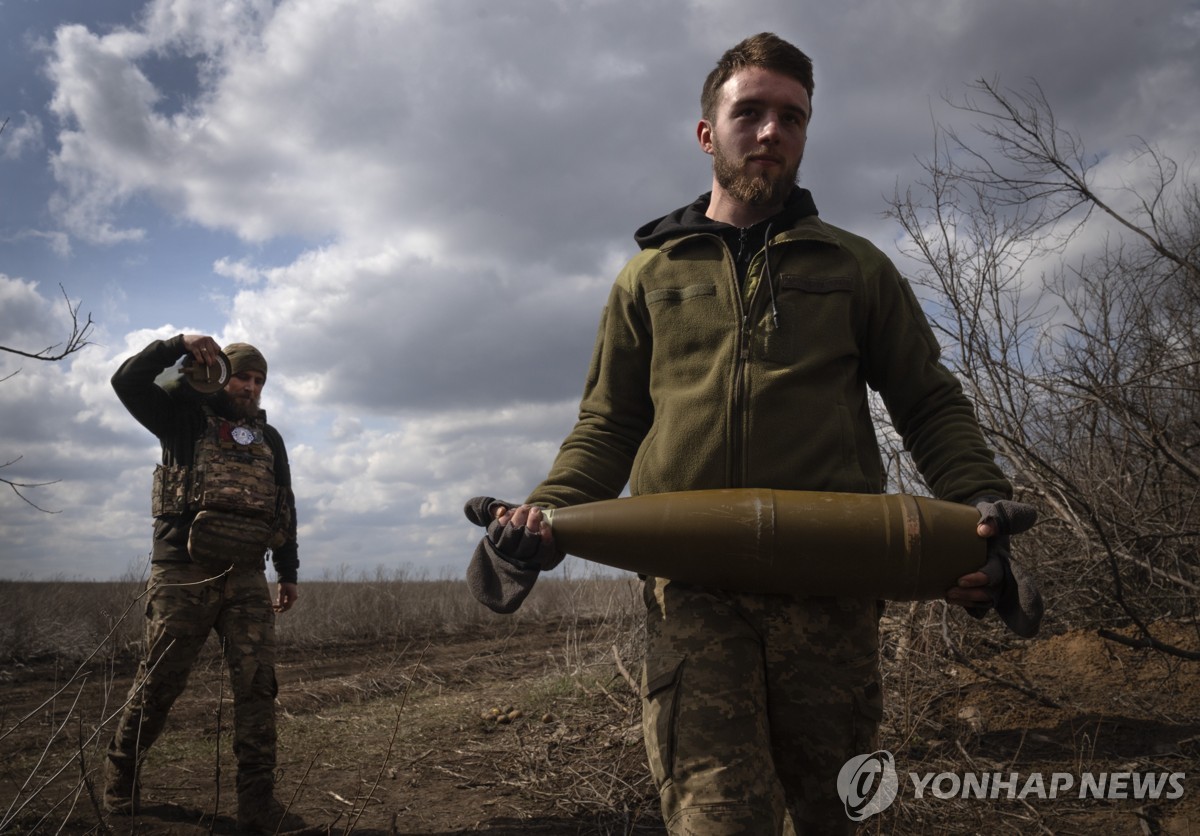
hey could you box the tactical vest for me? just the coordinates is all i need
[152,405,285,569]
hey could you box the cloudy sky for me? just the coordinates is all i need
[2,0,1198,582]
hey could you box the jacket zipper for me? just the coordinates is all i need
[729,240,760,490]
[730,311,751,488]
[729,225,778,488]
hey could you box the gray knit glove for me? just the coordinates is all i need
[969,496,1043,638]
[463,496,563,614]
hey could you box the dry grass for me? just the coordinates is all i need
[0,562,643,663]
[0,568,650,834]
[2,573,1197,834]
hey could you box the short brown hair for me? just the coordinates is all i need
[701,33,814,122]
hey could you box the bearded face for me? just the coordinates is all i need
[711,133,801,207]
[220,370,265,420]
[215,388,260,420]
[227,390,261,420]
[701,67,811,218]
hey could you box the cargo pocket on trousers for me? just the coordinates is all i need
[641,652,686,790]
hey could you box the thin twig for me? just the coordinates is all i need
[343,643,429,836]
[939,605,1061,709]
[211,637,226,836]
[77,713,112,835]
[611,644,638,692]
[1,575,154,744]
[1098,627,1200,661]
[0,683,89,829]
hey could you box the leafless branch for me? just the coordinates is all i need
[0,456,62,514]
[0,284,95,362]
[888,77,1200,654]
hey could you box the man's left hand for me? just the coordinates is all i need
[275,582,299,613]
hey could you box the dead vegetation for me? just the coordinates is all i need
[1,571,1198,834]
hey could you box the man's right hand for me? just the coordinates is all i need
[491,503,558,555]
[182,334,222,366]
[463,496,562,570]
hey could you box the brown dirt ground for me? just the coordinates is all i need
[2,618,1198,835]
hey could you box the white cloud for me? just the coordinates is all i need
[138,0,274,56]
[213,256,266,284]
[43,0,704,261]
[212,236,617,415]
[0,112,45,160]
[0,228,72,258]
[6,0,1199,580]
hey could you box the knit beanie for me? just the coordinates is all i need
[223,342,268,378]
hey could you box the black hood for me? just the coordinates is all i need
[634,187,819,251]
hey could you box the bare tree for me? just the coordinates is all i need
[885,79,1199,658]
[1,285,95,512]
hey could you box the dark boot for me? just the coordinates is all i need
[236,781,305,834]
[102,749,140,815]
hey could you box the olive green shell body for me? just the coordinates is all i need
[542,489,984,601]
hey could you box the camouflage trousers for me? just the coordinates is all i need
[107,560,278,795]
[640,577,883,836]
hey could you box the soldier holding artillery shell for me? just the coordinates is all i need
[467,33,1040,835]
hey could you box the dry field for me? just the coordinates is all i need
[1,572,1198,835]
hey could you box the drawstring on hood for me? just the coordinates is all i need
[762,223,779,328]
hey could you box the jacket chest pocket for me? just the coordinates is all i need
[644,284,724,374]
[758,274,857,367]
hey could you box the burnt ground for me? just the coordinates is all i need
[2,617,1199,835]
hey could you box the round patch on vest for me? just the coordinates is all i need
[231,426,256,445]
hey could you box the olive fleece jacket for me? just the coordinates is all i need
[111,335,300,583]
[528,189,1011,509]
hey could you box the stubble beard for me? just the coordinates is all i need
[712,138,801,207]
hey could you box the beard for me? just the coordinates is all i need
[219,390,261,420]
[712,138,801,207]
